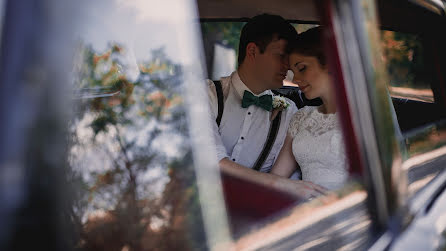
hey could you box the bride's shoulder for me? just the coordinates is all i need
[288,106,317,136]
[291,106,316,120]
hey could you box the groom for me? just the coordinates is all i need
[207,14,325,197]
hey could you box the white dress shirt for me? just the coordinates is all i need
[207,71,298,172]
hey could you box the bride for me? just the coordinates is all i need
[271,27,348,190]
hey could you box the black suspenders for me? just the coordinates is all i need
[214,81,224,127]
[212,80,282,172]
[253,111,282,171]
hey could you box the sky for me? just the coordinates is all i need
[76,0,202,63]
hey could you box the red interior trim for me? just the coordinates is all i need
[318,0,365,176]
[221,172,300,233]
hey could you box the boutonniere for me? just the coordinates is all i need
[270,95,290,121]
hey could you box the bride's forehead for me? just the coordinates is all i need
[290,54,317,63]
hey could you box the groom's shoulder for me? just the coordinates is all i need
[206,75,231,90]
[206,75,231,100]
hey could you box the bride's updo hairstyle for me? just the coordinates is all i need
[290,26,326,67]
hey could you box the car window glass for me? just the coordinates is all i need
[200,22,245,80]
[382,31,434,103]
[68,1,213,250]
[380,25,446,196]
[381,29,446,156]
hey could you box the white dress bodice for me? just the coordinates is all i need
[288,106,348,190]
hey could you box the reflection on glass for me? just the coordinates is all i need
[69,42,203,250]
[404,123,446,196]
[380,30,446,157]
[405,123,446,157]
[381,31,434,102]
[381,30,446,195]
[67,1,205,249]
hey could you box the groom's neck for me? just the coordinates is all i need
[238,66,267,95]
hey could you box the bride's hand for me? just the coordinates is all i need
[300,180,329,196]
[277,179,328,199]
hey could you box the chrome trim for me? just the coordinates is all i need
[407,152,446,214]
[368,232,393,251]
[388,169,446,250]
[247,190,371,250]
[331,0,406,227]
[409,0,446,15]
[331,0,389,227]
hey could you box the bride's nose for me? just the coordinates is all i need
[292,75,302,85]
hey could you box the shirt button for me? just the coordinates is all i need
[232,158,236,161]
[241,137,244,140]
[248,112,251,115]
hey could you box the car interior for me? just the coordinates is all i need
[197,0,446,241]
[199,0,446,134]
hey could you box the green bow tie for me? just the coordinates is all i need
[241,90,273,111]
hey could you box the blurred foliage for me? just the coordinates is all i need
[68,43,205,250]
[201,22,245,51]
[381,30,430,89]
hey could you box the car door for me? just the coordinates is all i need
[0,0,221,250]
[1,0,445,250]
[373,0,446,249]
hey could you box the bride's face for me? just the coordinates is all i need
[289,53,331,100]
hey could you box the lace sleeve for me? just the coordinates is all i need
[288,108,307,138]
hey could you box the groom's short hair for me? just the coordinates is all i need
[238,13,297,66]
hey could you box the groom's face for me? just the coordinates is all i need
[255,38,289,90]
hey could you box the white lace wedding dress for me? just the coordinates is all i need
[288,106,348,190]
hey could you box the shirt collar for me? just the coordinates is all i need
[231,71,272,100]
